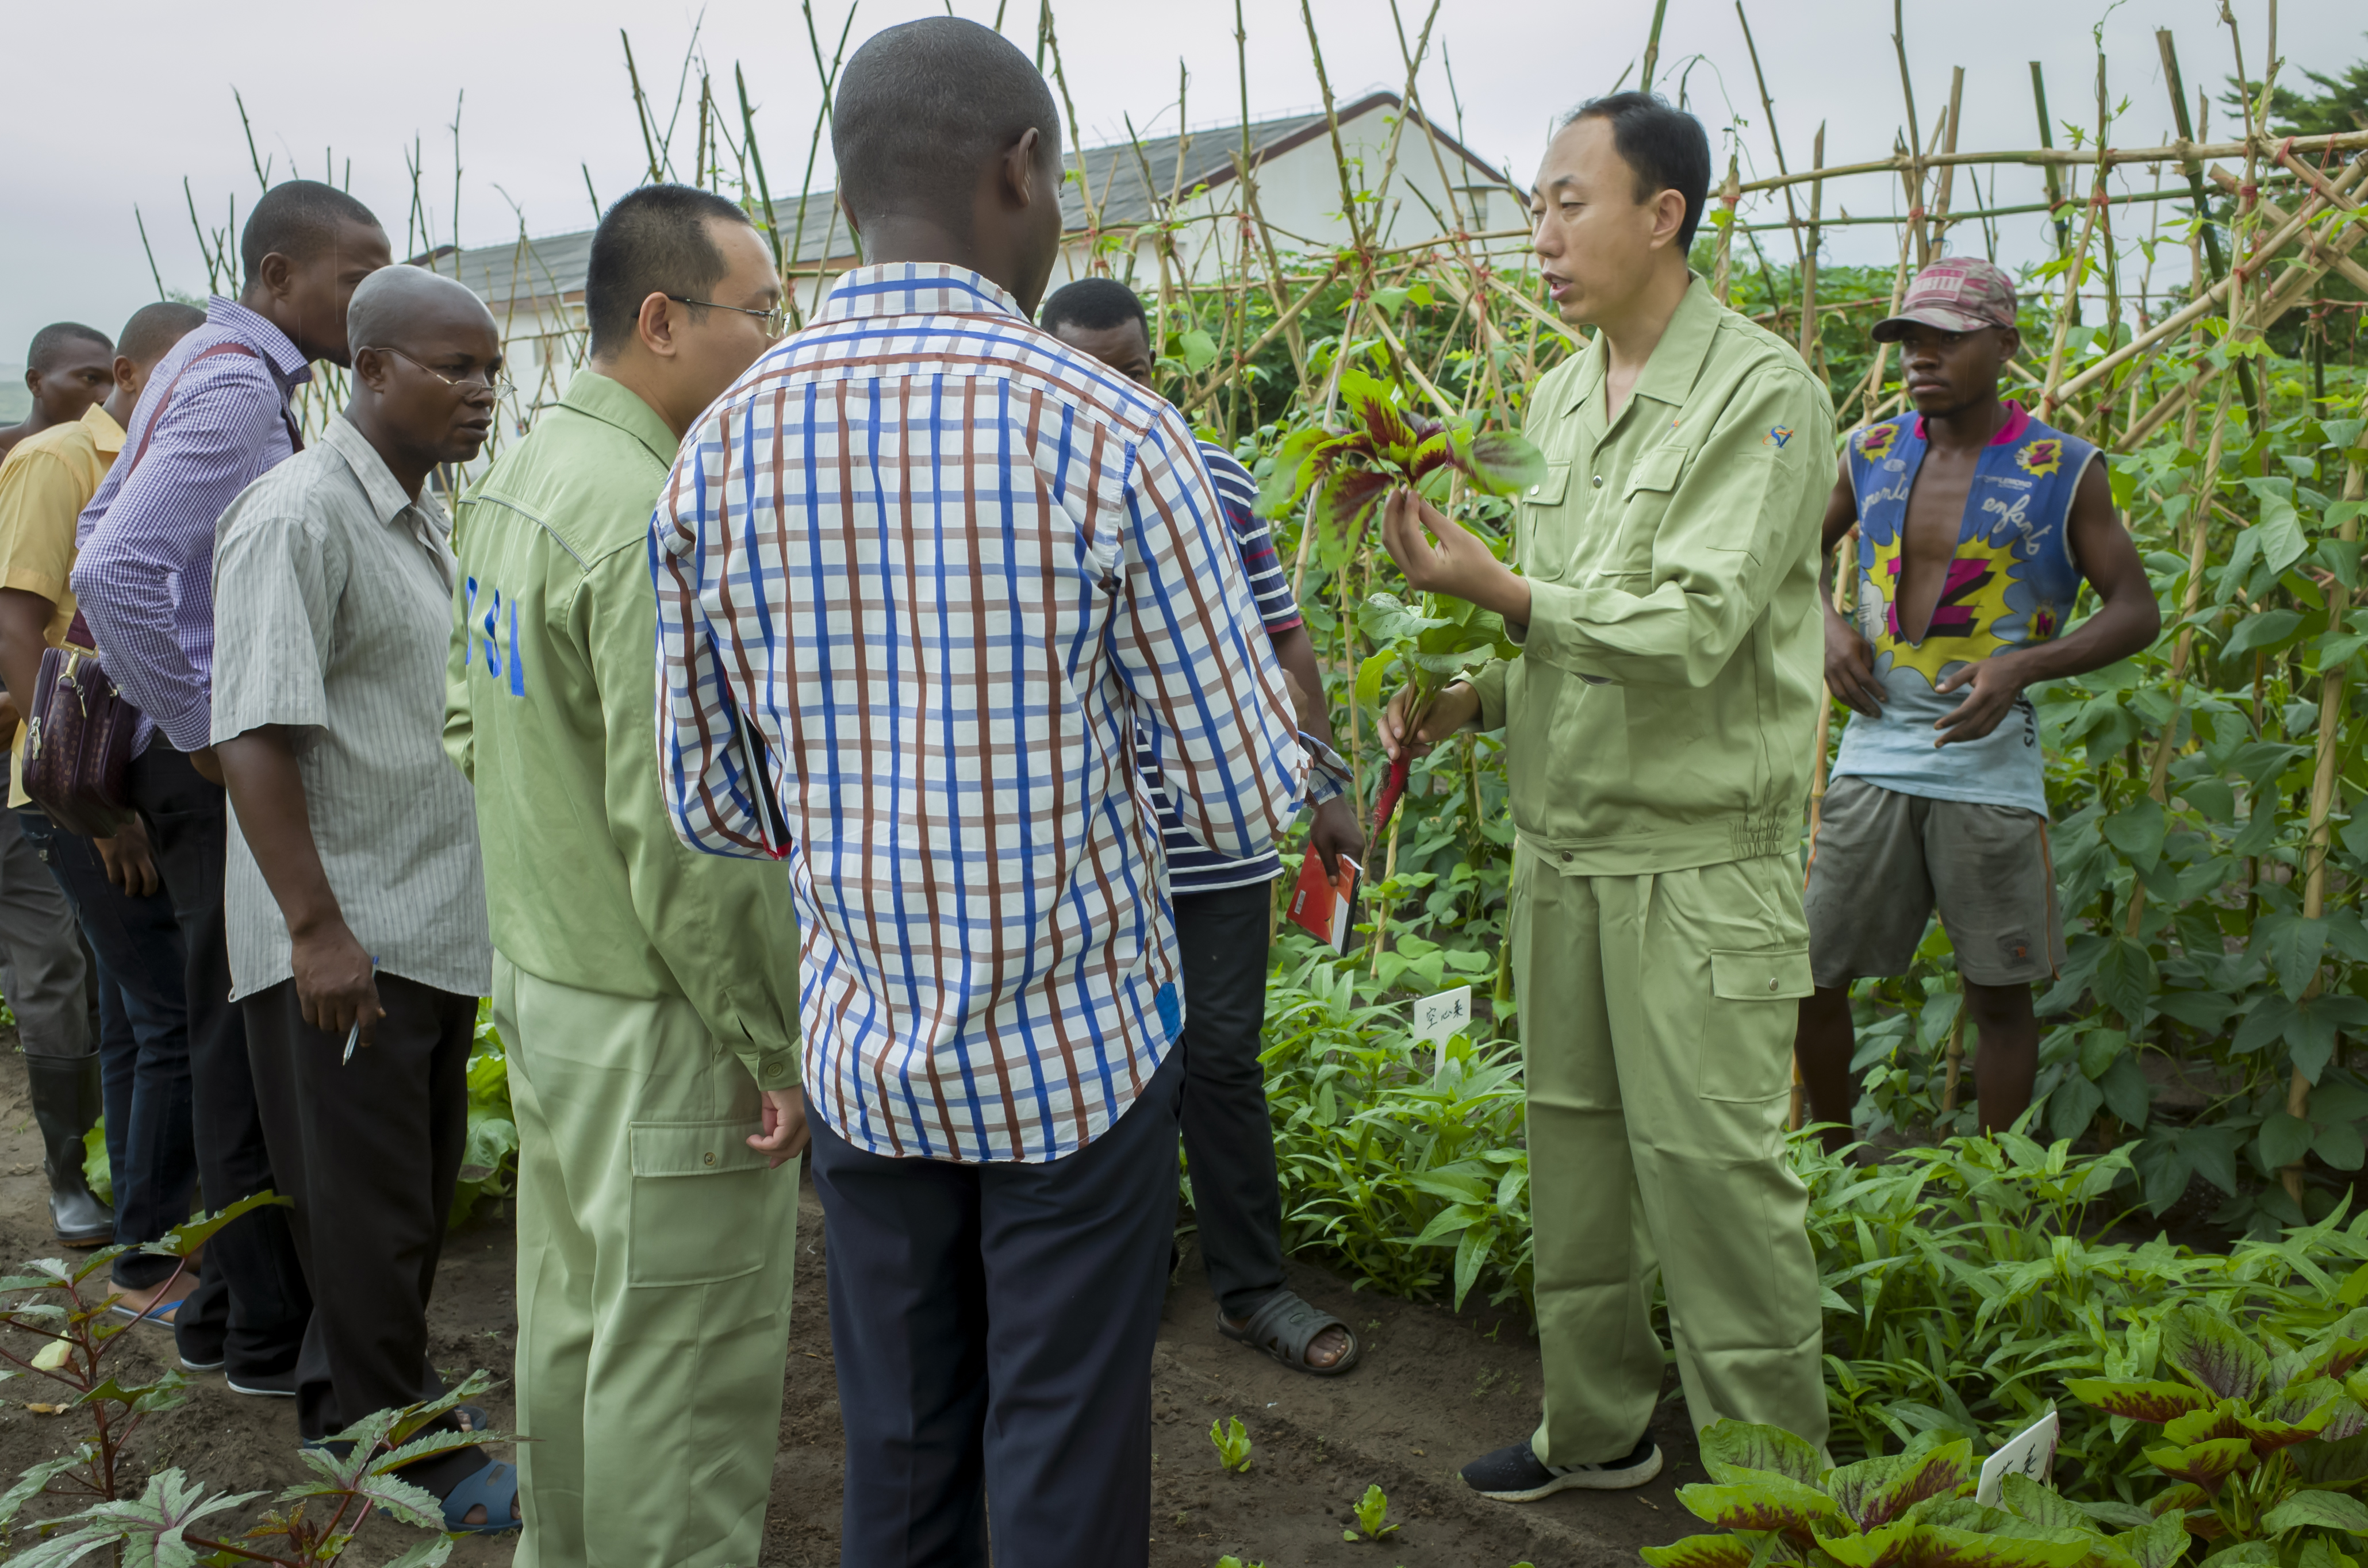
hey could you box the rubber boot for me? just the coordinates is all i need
[25,1052,113,1247]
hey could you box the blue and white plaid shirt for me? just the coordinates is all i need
[651,263,1312,1164]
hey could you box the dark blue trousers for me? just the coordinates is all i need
[17,809,202,1293]
[811,1044,1182,1568]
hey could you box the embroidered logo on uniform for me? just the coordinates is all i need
[1764,425,1794,448]
[1855,424,1898,459]
[2016,439,2063,478]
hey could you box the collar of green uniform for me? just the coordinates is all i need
[1563,271,1721,420]
[556,370,682,468]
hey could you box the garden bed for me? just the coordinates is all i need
[0,1040,1698,1567]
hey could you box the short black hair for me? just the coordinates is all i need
[26,322,111,372]
[239,179,385,280]
[833,17,1061,232]
[585,184,759,357]
[116,302,206,367]
[1039,278,1147,338]
[1564,91,1711,249]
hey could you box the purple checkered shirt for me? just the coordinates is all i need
[73,296,313,755]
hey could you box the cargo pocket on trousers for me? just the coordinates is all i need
[627,1120,772,1287]
[1699,947,1814,1102]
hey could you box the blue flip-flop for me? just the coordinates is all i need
[439,1458,520,1535]
[107,1297,179,1328]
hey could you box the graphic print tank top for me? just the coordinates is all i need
[1829,401,2093,814]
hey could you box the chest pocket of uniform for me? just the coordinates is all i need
[1601,443,1688,581]
[1519,462,1572,581]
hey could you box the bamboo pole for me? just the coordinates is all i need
[1710,156,1741,305]
[2037,173,2108,412]
[2285,451,2367,1202]
[1891,0,1928,268]
[1727,128,2368,197]
[2159,30,2263,429]
[1930,67,1966,249]
[1799,125,1825,373]
[2049,157,2367,408]
[1640,0,1671,95]
[2031,62,2068,256]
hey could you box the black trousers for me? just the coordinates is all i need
[18,809,200,1292]
[128,745,309,1374]
[1174,881,1285,1319]
[243,971,474,1446]
[811,1044,1183,1568]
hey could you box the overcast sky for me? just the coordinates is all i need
[2,0,2355,368]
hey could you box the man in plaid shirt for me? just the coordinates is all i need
[651,18,1327,1565]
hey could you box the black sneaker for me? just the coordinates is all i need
[1461,1435,1662,1501]
[227,1366,297,1399]
[178,1351,227,1374]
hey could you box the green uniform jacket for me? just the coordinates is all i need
[444,371,799,1089]
[1469,274,1834,874]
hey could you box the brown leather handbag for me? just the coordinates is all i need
[21,612,142,837]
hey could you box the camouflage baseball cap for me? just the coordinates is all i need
[1872,256,2018,340]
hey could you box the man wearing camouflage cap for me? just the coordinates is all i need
[1793,256,2159,1146]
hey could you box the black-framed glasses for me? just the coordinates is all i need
[365,344,511,398]
[665,295,790,340]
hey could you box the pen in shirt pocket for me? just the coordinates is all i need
[341,958,380,1066]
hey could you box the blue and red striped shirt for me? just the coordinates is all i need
[651,263,1315,1164]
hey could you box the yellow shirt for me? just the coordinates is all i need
[0,403,123,806]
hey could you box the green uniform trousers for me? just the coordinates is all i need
[496,955,799,1568]
[1510,843,1829,1465]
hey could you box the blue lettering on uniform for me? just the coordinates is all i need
[463,578,527,697]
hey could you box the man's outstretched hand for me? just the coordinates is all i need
[1377,489,1531,629]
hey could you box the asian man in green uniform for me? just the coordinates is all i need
[443,183,805,1568]
[1380,92,1834,1500]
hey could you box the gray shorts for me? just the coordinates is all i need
[1802,775,2066,989]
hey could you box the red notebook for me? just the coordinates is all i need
[1286,852,1362,952]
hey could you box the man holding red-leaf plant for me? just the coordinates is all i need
[1379,93,1834,1501]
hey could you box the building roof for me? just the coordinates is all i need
[433,91,1510,313]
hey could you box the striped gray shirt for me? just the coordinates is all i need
[211,414,490,1002]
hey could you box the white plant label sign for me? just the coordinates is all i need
[1412,986,1472,1046]
[1975,1406,2060,1505]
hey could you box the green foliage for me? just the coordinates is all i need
[1342,1482,1399,1542]
[16,1372,501,1565]
[451,1001,519,1226]
[2068,1302,2368,1548]
[1257,364,1544,546]
[1258,940,1529,1311]
[1210,1415,1253,1474]
[1647,1420,2187,1568]
[0,1193,292,1548]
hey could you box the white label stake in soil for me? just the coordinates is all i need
[1411,985,1472,1046]
[1975,1406,2059,1505]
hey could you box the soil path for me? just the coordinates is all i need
[0,1047,1692,1566]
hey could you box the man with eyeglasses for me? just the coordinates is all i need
[443,183,801,1567]
[208,264,515,1534]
